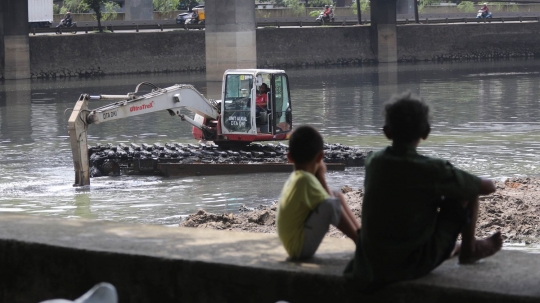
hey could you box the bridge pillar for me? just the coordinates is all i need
[124,0,153,21]
[205,0,257,82]
[370,0,398,63]
[0,0,31,80]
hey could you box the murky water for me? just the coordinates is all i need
[1,59,540,226]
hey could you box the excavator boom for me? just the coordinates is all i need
[68,83,219,186]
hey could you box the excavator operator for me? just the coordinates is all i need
[256,83,269,108]
[256,83,270,132]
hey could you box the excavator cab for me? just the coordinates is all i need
[220,69,292,143]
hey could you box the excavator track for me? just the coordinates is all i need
[87,142,369,178]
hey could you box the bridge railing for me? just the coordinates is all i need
[31,15,540,35]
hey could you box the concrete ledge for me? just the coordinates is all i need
[0,214,538,302]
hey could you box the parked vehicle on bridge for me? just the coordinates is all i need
[176,12,191,24]
[28,0,53,28]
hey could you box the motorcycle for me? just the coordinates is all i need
[55,19,78,34]
[315,11,334,23]
[476,10,492,19]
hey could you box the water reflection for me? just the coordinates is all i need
[1,59,540,224]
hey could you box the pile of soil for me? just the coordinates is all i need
[179,177,540,244]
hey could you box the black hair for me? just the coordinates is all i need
[288,125,324,164]
[384,92,431,144]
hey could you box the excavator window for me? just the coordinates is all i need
[223,74,253,133]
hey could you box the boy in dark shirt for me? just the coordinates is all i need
[345,93,502,289]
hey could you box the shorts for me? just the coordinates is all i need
[412,200,469,279]
[299,197,342,259]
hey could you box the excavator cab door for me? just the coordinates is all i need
[221,73,255,135]
[269,73,292,134]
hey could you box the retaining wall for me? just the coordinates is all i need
[397,23,540,61]
[1,214,539,303]
[28,22,540,78]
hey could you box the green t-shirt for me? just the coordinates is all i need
[345,144,482,285]
[277,170,330,258]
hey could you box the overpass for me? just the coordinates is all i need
[1,0,406,80]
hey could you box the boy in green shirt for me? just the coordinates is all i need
[345,93,503,290]
[277,125,361,259]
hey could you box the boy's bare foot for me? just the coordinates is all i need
[459,231,503,264]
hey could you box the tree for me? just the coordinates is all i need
[60,0,89,14]
[351,0,369,13]
[102,1,121,21]
[82,0,106,32]
[153,0,180,12]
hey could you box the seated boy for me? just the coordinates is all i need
[345,93,503,289]
[277,125,361,259]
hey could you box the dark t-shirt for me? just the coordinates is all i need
[345,144,481,287]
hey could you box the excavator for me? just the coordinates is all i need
[68,69,293,186]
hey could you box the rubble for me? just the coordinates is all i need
[180,177,540,244]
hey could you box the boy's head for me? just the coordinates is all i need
[288,125,324,165]
[383,92,431,144]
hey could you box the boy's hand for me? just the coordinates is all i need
[315,160,327,180]
[315,161,333,196]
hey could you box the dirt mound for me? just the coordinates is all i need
[180,177,540,244]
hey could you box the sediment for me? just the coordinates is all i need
[180,177,540,244]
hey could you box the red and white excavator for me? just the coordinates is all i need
[68,69,293,186]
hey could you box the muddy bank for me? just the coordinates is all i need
[180,177,540,244]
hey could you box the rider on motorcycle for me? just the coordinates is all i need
[63,12,73,27]
[478,3,491,18]
[323,5,332,19]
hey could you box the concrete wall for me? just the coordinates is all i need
[29,31,206,78]
[27,22,540,78]
[124,0,153,21]
[1,214,540,303]
[398,23,540,61]
[257,27,374,68]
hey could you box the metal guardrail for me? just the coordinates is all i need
[31,15,540,35]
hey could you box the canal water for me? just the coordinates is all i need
[1,59,539,226]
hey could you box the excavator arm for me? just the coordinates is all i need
[67,83,220,186]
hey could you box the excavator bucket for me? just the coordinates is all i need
[68,94,90,186]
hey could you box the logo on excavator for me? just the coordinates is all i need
[103,110,118,120]
[130,101,155,112]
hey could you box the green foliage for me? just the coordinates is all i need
[257,9,271,18]
[178,0,199,10]
[351,0,369,14]
[153,0,181,12]
[457,1,476,13]
[53,4,61,14]
[418,0,437,12]
[81,0,107,32]
[306,0,333,7]
[283,0,305,16]
[101,1,121,21]
[60,0,89,14]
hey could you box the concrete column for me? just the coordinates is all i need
[370,0,398,63]
[124,0,153,21]
[205,0,257,82]
[0,81,32,142]
[0,0,31,80]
